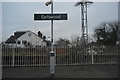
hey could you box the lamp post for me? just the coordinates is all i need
[75,0,93,45]
[75,0,93,64]
[45,0,55,76]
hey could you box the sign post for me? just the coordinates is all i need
[34,0,67,77]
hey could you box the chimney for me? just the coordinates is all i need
[38,31,42,38]
[43,36,46,40]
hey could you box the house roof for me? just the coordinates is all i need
[5,31,28,43]
[14,31,27,39]
[5,36,16,43]
[5,30,48,44]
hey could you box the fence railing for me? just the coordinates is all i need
[2,45,119,67]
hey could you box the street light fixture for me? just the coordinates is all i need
[45,1,52,6]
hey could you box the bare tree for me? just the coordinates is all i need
[71,34,81,46]
[71,34,93,46]
[55,38,71,46]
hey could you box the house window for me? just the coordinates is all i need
[17,41,21,44]
[22,41,27,44]
[28,33,31,37]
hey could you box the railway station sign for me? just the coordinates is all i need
[34,14,67,20]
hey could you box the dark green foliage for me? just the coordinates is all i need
[94,22,120,45]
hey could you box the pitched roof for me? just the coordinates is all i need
[14,31,26,39]
[5,31,27,43]
[5,36,16,43]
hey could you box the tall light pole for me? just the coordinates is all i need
[45,0,55,76]
[45,0,53,51]
[75,0,93,45]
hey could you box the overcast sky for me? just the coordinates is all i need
[1,2,118,42]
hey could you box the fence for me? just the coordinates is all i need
[2,45,119,67]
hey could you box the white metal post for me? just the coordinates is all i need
[50,0,55,76]
[12,40,17,67]
[91,53,94,64]
[12,48,15,66]
[50,51,55,74]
